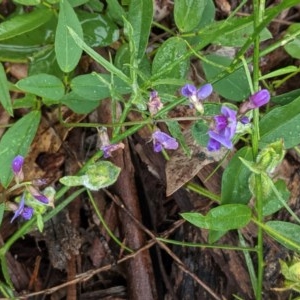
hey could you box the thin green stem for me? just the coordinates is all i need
[186,182,221,203]
[252,0,266,298]
[157,237,256,252]
[86,190,133,253]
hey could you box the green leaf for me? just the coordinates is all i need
[0,111,41,188]
[259,96,300,149]
[128,0,153,62]
[0,8,53,41]
[36,214,44,232]
[13,0,40,4]
[271,89,300,105]
[221,147,253,205]
[16,74,65,101]
[68,27,130,84]
[152,37,189,94]
[174,0,207,32]
[0,203,4,227]
[0,15,56,63]
[181,204,252,231]
[0,63,13,116]
[55,0,83,72]
[263,180,290,216]
[60,161,121,191]
[107,0,126,24]
[284,24,300,59]
[214,20,272,47]
[202,54,251,101]
[77,10,119,47]
[265,221,300,252]
[71,73,131,100]
[61,91,100,114]
[260,66,299,80]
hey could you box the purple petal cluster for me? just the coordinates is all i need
[207,106,237,151]
[101,143,125,158]
[10,155,50,222]
[11,194,34,223]
[148,90,163,116]
[181,83,213,114]
[12,155,24,182]
[152,131,179,152]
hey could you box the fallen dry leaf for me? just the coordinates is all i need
[166,131,227,196]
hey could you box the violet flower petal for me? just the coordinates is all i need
[249,89,270,108]
[208,130,233,149]
[21,207,34,220]
[197,84,213,99]
[12,155,24,175]
[152,131,179,152]
[181,84,197,97]
[33,193,49,204]
[11,195,25,223]
[207,138,221,152]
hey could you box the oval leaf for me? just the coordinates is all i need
[60,161,121,191]
[202,54,251,101]
[174,0,207,32]
[55,0,83,72]
[181,204,252,231]
[16,74,65,100]
[221,146,253,205]
[128,0,153,62]
[265,221,300,253]
[0,8,53,41]
[259,96,300,149]
[152,37,189,93]
[0,63,13,116]
[0,111,41,188]
[71,73,131,100]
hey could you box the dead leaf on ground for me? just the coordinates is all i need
[166,131,227,196]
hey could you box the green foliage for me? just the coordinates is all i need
[152,37,189,93]
[0,0,300,297]
[260,96,300,149]
[181,204,252,231]
[55,0,83,72]
[128,0,153,63]
[0,63,13,116]
[60,161,121,191]
[0,111,40,188]
[221,147,253,205]
[16,74,65,101]
[202,54,251,101]
[174,0,207,32]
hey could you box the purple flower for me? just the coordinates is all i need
[208,130,233,149]
[207,137,221,152]
[148,90,163,115]
[197,84,213,100]
[181,84,197,99]
[152,131,179,152]
[240,116,250,124]
[249,89,270,108]
[239,89,270,114]
[101,143,125,158]
[33,194,49,204]
[28,186,49,204]
[181,83,213,114]
[12,155,24,182]
[207,106,237,151]
[213,106,237,139]
[11,194,34,223]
